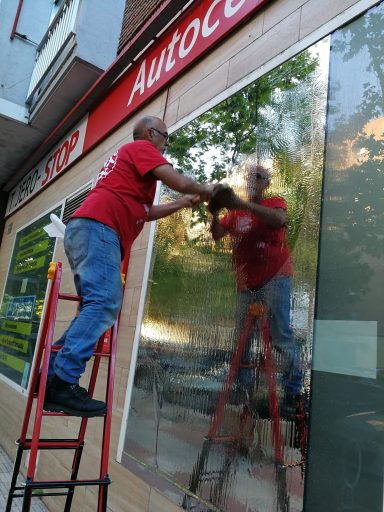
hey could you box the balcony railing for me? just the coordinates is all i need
[27,0,80,101]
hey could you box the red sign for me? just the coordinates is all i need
[84,0,269,152]
[6,117,88,216]
[6,0,270,218]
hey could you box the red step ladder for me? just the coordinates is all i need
[185,302,304,511]
[6,261,119,512]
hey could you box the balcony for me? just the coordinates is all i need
[26,0,125,132]
[27,0,80,102]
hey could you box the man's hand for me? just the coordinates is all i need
[199,183,216,203]
[179,194,202,208]
[146,194,201,221]
[208,184,238,213]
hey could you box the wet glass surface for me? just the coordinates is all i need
[306,4,384,511]
[124,39,330,511]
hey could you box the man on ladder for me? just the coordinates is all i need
[210,161,303,418]
[183,167,302,510]
[44,115,216,417]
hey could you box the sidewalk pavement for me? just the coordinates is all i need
[0,445,49,511]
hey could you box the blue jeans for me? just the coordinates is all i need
[236,276,302,397]
[50,218,123,383]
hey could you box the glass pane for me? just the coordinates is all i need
[307,3,384,511]
[123,39,329,511]
[0,207,61,388]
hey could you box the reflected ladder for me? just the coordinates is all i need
[185,302,288,510]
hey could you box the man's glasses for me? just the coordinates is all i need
[255,172,270,182]
[150,127,169,141]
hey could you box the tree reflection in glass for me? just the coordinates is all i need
[123,38,329,512]
[307,4,384,511]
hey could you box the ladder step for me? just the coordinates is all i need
[22,478,111,489]
[92,351,110,357]
[17,439,84,450]
[58,293,81,301]
[238,362,259,369]
[41,410,106,418]
[12,491,72,498]
[50,345,110,357]
[208,435,238,444]
[197,471,227,482]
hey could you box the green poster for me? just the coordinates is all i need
[0,207,62,388]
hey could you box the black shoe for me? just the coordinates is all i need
[44,375,107,417]
[280,393,300,420]
[33,371,53,395]
[33,372,41,394]
[280,392,309,420]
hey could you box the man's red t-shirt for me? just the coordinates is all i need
[220,196,292,291]
[70,140,169,257]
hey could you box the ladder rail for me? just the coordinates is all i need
[56,331,112,512]
[98,315,119,509]
[262,311,284,464]
[26,263,64,480]
[207,311,256,440]
[19,269,57,443]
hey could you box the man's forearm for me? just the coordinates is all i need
[234,197,286,227]
[147,200,185,221]
[210,214,227,240]
[151,164,213,200]
[147,194,200,221]
[177,175,207,195]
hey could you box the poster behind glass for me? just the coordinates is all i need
[124,39,329,511]
[0,207,61,388]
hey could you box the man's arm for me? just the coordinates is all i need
[146,194,200,221]
[151,164,214,201]
[210,213,228,241]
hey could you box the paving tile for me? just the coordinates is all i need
[0,445,49,511]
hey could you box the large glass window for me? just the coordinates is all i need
[122,39,329,511]
[306,3,384,511]
[0,207,61,388]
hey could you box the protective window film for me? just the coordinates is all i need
[123,39,329,511]
[306,3,384,511]
[0,207,62,388]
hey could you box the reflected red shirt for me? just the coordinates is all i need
[70,140,169,257]
[220,197,292,291]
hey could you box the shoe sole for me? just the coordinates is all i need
[44,402,107,417]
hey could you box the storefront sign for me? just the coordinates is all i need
[0,334,29,354]
[7,0,270,217]
[6,117,88,216]
[84,0,269,150]
[1,319,32,335]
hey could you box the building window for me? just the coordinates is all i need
[0,206,62,389]
[306,3,384,511]
[122,36,330,511]
[62,182,92,223]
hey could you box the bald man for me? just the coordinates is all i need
[44,116,214,416]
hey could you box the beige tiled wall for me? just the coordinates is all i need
[0,0,367,510]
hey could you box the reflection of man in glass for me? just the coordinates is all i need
[210,163,302,416]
